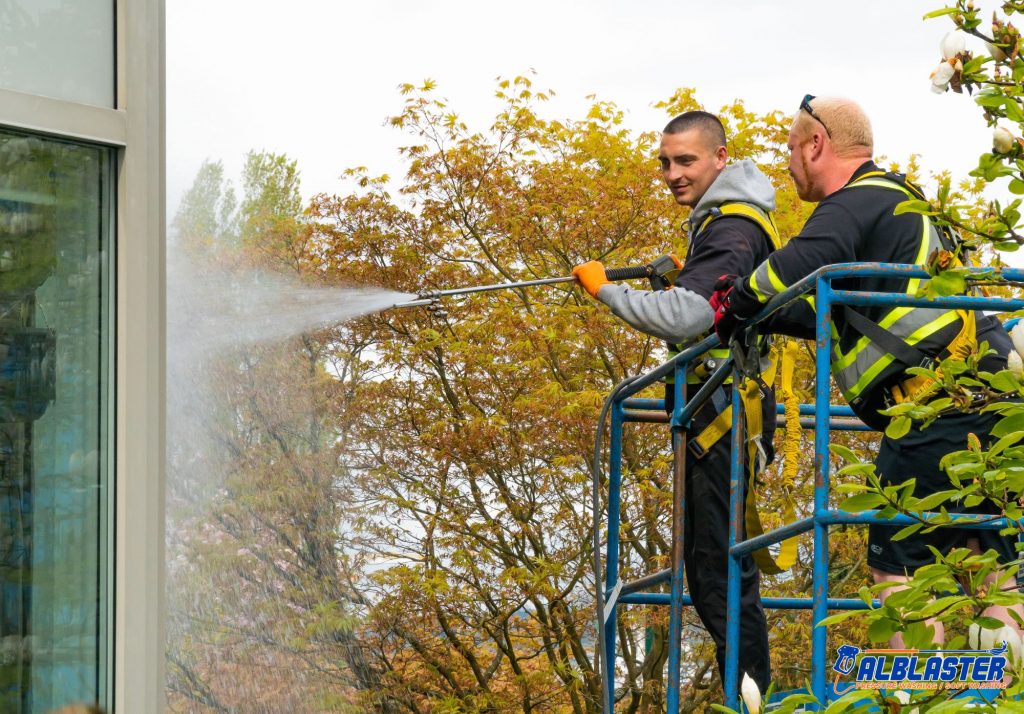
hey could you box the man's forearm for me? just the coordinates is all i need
[597,284,713,343]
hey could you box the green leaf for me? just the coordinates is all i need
[994,412,1024,437]
[817,609,864,627]
[894,198,936,216]
[927,271,967,296]
[892,522,925,541]
[829,443,861,464]
[975,615,1004,630]
[868,616,897,643]
[988,430,1024,457]
[886,415,912,440]
[824,691,875,713]
[1011,179,1024,196]
[923,7,959,18]
[990,369,1024,393]
[913,489,960,512]
[840,492,887,512]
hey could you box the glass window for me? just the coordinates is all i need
[0,0,115,107]
[0,128,112,712]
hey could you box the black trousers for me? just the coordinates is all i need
[667,385,772,693]
[870,409,1019,576]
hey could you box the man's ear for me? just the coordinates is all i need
[809,131,827,161]
[714,145,728,169]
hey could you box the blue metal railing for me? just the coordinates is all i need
[599,263,1024,711]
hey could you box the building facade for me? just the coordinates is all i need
[0,0,164,711]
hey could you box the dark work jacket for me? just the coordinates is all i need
[730,161,1010,429]
[676,215,774,300]
[672,213,778,455]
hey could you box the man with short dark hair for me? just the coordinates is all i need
[574,110,777,691]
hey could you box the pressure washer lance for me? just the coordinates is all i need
[389,254,682,315]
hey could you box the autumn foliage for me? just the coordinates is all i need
[167,78,879,713]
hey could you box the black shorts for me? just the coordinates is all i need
[868,410,1021,580]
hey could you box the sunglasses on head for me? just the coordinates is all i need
[800,94,832,138]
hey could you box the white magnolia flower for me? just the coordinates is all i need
[1008,350,1024,378]
[969,622,999,650]
[996,625,1024,666]
[981,625,999,651]
[1010,322,1024,360]
[893,690,919,714]
[740,672,761,714]
[994,126,1015,154]
[986,40,1009,61]
[941,31,967,60]
[931,61,955,93]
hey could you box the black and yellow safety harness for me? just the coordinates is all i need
[677,203,802,574]
[679,176,976,573]
[839,171,977,410]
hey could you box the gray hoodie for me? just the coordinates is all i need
[596,159,776,345]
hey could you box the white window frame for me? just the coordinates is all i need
[0,0,166,711]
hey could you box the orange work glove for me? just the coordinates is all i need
[572,260,610,299]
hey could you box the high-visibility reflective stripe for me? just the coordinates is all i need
[749,259,786,303]
[747,271,768,302]
[766,261,786,293]
[833,305,955,380]
[906,217,933,295]
[847,175,932,296]
[833,306,914,371]
[832,255,939,371]
[836,173,961,403]
[836,309,961,402]
[849,177,914,194]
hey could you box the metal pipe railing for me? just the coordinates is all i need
[599,262,1024,711]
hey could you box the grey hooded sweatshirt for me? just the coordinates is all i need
[595,159,776,345]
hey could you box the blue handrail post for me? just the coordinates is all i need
[604,400,625,712]
[665,359,688,713]
[723,366,746,707]
[811,276,834,705]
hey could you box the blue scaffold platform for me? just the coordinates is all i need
[596,263,1024,711]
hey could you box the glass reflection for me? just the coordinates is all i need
[0,129,111,712]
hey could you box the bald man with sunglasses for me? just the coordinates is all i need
[712,96,1022,647]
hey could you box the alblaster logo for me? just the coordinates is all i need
[832,642,1009,692]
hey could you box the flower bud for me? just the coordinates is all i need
[1011,322,1024,360]
[1008,350,1023,378]
[741,673,761,714]
[941,31,967,59]
[986,41,1009,61]
[994,126,1015,153]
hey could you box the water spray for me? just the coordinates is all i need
[389,254,682,313]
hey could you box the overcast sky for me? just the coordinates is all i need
[167,0,991,220]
